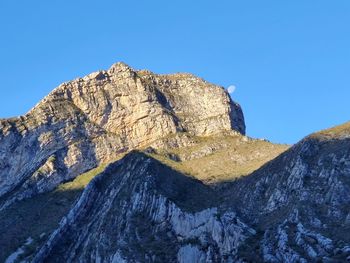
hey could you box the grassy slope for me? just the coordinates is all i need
[311,121,350,140]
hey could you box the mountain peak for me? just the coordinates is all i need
[0,62,245,211]
[108,61,134,74]
[2,62,350,262]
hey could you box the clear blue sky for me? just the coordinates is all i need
[1,1,349,144]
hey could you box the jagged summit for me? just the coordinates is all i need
[110,61,132,70]
[0,62,245,211]
[31,61,245,136]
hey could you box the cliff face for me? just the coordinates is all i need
[0,62,245,211]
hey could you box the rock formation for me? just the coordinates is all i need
[224,122,350,262]
[32,152,255,262]
[1,62,350,263]
[0,62,245,211]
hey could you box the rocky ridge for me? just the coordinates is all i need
[224,122,350,262]
[0,62,245,211]
[32,152,255,263]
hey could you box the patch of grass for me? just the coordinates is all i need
[311,121,350,140]
[57,164,107,192]
[47,155,56,163]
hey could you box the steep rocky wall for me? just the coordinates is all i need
[0,62,245,210]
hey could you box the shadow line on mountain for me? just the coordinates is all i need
[0,187,83,262]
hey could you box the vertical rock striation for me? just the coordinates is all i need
[32,152,254,263]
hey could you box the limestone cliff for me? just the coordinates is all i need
[0,62,245,210]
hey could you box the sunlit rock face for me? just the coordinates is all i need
[0,62,245,210]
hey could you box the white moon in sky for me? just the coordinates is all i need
[227,85,236,93]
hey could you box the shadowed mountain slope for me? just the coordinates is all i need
[0,132,287,262]
[31,152,255,263]
[223,122,350,262]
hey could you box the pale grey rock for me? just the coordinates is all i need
[177,245,206,263]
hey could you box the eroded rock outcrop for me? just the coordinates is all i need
[0,62,245,210]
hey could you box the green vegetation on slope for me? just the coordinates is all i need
[0,164,107,262]
[312,121,350,139]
